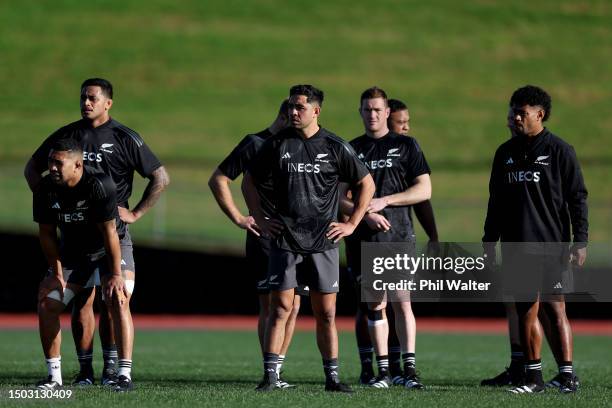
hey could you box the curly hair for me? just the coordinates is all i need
[510,85,552,122]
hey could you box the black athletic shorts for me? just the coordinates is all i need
[53,229,135,288]
[268,245,339,293]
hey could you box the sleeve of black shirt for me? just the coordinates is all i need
[560,145,588,245]
[33,181,55,224]
[122,131,162,178]
[247,137,275,184]
[404,138,431,179]
[337,142,369,184]
[90,175,119,224]
[218,135,261,180]
[483,148,503,243]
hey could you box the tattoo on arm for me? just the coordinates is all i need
[133,166,170,217]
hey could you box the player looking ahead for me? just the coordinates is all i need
[209,100,303,388]
[25,78,169,390]
[343,87,431,389]
[483,85,587,394]
[244,84,375,392]
[34,138,131,392]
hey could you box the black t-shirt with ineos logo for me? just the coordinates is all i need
[31,118,162,209]
[349,132,431,242]
[249,127,369,254]
[33,170,119,260]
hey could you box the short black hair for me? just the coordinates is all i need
[81,78,113,99]
[388,99,408,113]
[289,84,324,106]
[510,85,552,122]
[360,87,388,105]
[278,98,290,115]
[50,137,83,156]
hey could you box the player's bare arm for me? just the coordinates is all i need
[119,166,170,224]
[37,223,65,301]
[207,168,259,235]
[339,182,390,232]
[97,219,126,303]
[368,173,431,213]
[327,174,375,243]
[413,201,439,242]
[242,172,283,237]
[338,182,355,216]
[24,158,44,193]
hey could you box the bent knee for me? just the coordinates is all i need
[39,297,65,315]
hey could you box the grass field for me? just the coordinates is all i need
[1,0,611,251]
[0,329,610,407]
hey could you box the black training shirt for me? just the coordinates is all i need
[218,128,276,218]
[33,170,119,260]
[32,118,162,208]
[483,128,588,245]
[350,132,431,242]
[249,127,370,253]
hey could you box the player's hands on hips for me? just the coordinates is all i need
[253,215,284,238]
[104,275,127,306]
[236,215,260,236]
[327,222,356,243]
[367,197,388,213]
[570,245,587,267]
[364,213,391,232]
[38,275,66,302]
[118,206,139,224]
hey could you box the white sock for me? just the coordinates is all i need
[118,359,132,380]
[276,355,285,376]
[46,357,62,385]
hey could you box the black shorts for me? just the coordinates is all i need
[247,234,309,296]
[118,230,136,274]
[501,250,573,301]
[246,232,272,294]
[268,246,339,293]
[55,230,135,288]
[347,238,417,304]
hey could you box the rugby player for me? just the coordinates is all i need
[208,100,302,388]
[363,98,437,384]
[25,78,169,389]
[244,84,375,392]
[343,87,431,389]
[483,85,587,394]
[34,139,132,392]
[482,106,581,390]
[387,98,438,246]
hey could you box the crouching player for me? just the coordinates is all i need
[34,138,134,392]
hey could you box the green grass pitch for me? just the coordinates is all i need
[1,330,610,407]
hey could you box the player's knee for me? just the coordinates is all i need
[125,279,135,295]
[394,301,413,317]
[39,296,65,316]
[270,302,292,320]
[315,307,336,326]
[289,298,301,318]
[367,309,386,326]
